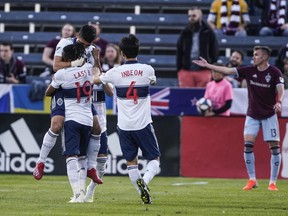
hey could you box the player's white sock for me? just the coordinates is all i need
[85,157,108,199]
[66,157,80,196]
[78,156,87,193]
[143,160,160,185]
[37,129,59,163]
[128,165,142,194]
[87,134,101,170]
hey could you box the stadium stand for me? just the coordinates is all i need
[0,0,285,83]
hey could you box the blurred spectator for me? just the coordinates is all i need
[102,43,123,72]
[256,0,288,36]
[40,23,76,77]
[204,63,233,116]
[275,43,288,73]
[89,22,109,62]
[282,57,288,89]
[176,7,219,88]
[225,50,244,87]
[0,42,26,84]
[207,0,251,36]
[246,0,256,15]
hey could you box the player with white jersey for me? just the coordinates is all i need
[33,25,103,185]
[46,43,97,203]
[94,34,161,204]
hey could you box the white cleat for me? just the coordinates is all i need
[83,193,94,203]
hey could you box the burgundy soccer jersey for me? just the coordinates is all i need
[236,65,284,119]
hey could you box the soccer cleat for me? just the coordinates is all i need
[83,193,94,203]
[87,168,103,184]
[268,183,278,191]
[33,162,45,180]
[242,179,258,190]
[136,179,152,204]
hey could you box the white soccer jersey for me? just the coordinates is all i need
[54,37,95,65]
[92,84,108,133]
[51,63,94,126]
[99,61,156,130]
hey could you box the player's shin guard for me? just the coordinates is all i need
[244,141,256,180]
[96,156,108,179]
[270,146,281,184]
[87,134,101,169]
[143,160,160,185]
[128,165,142,193]
[66,157,80,196]
[78,156,87,193]
[37,129,59,163]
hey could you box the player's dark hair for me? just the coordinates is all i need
[119,34,139,58]
[62,43,85,61]
[78,24,96,44]
[254,46,271,57]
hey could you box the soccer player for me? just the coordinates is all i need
[45,43,97,202]
[94,34,161,204]
[33,25,103,184]
[193,46,285,191]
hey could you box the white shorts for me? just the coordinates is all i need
[244,114,280,142]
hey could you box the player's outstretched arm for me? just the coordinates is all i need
[193,57,236,75]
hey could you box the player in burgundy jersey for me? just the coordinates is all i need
[193,46,285,191]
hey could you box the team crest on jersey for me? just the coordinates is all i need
[57,98,63,106]
[279,77,284,83]
[265,73,271,83]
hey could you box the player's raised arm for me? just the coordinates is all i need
[193,57,236,75]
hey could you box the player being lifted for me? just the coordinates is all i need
[33,25,103,185]
[45,43,99,202]
[94,34,161,204]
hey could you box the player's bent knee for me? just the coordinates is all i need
[51,116,64,133]
[270,146,280,155]
[244,141,254,153]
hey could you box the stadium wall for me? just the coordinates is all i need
[0,114,180,176]
[1,114,287,179]
[181,116,288,179]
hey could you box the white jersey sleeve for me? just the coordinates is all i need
[51,69,66,89]
[54,38,74,57]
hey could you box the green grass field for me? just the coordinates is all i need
[0,175,287,216]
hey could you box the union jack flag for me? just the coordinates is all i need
[150,88,170,115]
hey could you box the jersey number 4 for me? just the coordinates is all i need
[126,81,138,104]
[75,81,92,103]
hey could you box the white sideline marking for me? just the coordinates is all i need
[172,182,208,186]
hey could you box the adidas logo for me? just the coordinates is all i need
[253,74,257,78]
[0,118,54,173]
